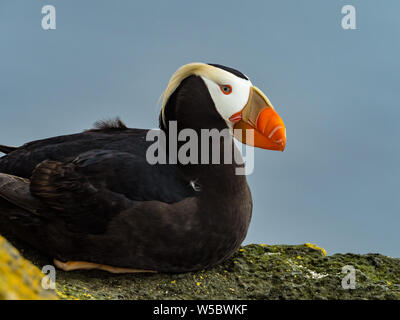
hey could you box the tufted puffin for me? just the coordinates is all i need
[0,63,286,273]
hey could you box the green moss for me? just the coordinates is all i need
[53,244,399,300]
[1,237,399,300]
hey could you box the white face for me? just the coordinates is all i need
[200,71,252,131]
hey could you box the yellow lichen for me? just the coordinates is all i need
[0,236,57,300]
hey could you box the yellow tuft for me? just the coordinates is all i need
[305,243,327,256]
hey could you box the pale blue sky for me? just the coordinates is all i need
[0,1,399,256]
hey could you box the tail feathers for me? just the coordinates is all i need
[0,173,43,214]
[0,144,18,154]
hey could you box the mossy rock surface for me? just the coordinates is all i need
[0,236,57,300]
[2,235,399,300]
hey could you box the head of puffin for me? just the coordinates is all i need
[160,63,286,152]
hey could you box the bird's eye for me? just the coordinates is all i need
[219,84,232,95]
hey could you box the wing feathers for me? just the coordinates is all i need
[30,158,133,233]
[30,160,97,211]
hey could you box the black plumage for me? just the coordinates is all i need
[0,71,252,273]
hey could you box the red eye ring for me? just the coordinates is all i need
[219,84,232,95]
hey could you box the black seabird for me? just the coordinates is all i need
[0,63,286,273]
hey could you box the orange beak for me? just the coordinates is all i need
[229,86,286,151]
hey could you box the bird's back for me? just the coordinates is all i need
[0,127,151,178]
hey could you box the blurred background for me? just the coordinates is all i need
[0,0,398,256]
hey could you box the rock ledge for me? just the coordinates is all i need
[1,236,399,300]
